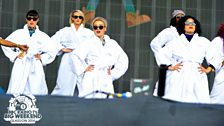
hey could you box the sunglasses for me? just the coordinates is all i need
[185,21,196,26]
[176,15,183,19]
[27,17,38,21]
[72,15,83,19]
[93,25,104,30]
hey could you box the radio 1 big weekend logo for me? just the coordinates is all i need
[4,94,42,124]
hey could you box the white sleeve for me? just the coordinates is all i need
[110,44,129,81]
[150,29,170,54]
[156,41,174,66]
[51,30,65,56]
[70,53,88,76]
[39,36,57,65]
[1,31,20,62]
[70,41,90,75]
[208,37,223,71]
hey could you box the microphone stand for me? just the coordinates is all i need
[81,90,132,99]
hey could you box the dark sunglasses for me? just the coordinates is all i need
[93,25,104,30]
[176,15,184,19]
[72,15,83,19]
[27,17,38,21]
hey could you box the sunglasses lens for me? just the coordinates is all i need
[74,16,78,19]
[73,16,83,19]
[27,17,31,20]
[27,17,38,21]
[32,18,38,21]
[93,26,98,30]
[93,26,104,30]
[99,26,104,29]
[185,22,196,26]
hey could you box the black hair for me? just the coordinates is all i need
[170,17,178,27]
[216,23,224,38]
[216,23,224,49]
[26,10,39,18]
[177,15,201,36]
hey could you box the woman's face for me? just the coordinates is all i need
[175,13,184,23]
[184,18,196,35]
[26,16,39,28]
[72,12,83,26]
[92,20,106,38]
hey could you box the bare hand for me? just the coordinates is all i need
[16,52,25,59]
[85,65,94,72]
[198,65,212,74]
[35,54,41,60]
[168,62,183,72]
[18,45,29,51]
[61,48,73,53]
[107,67,111,75]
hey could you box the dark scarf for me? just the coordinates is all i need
[184,34,193,42]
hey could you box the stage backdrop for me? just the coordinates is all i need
[0,0,224,93]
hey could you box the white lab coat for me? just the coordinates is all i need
[210,37,224,104]
[1,24,56,95]
[150,26,180,97]
[51,24,94,96]
[70,35,129,98]
[150,26,179,65]
[156,34,221,103]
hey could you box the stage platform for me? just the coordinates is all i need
[0,95,224,126]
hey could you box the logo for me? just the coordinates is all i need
[4,94,42,124]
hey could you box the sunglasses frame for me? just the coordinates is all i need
[176,15,183,19]
[93,25,104,30]
[27,16,38,21]
[72,15,83,20]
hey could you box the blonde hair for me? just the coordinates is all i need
[91,17,107,28]
[69,10,85,25]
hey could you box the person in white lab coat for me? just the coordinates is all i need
[70,17,129,98]
[156,15,221,103]
[51,10,94,96]
[150,10,185,96]
[1,10,56,95]
[210,23,224,104]
[150,9,185,65]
